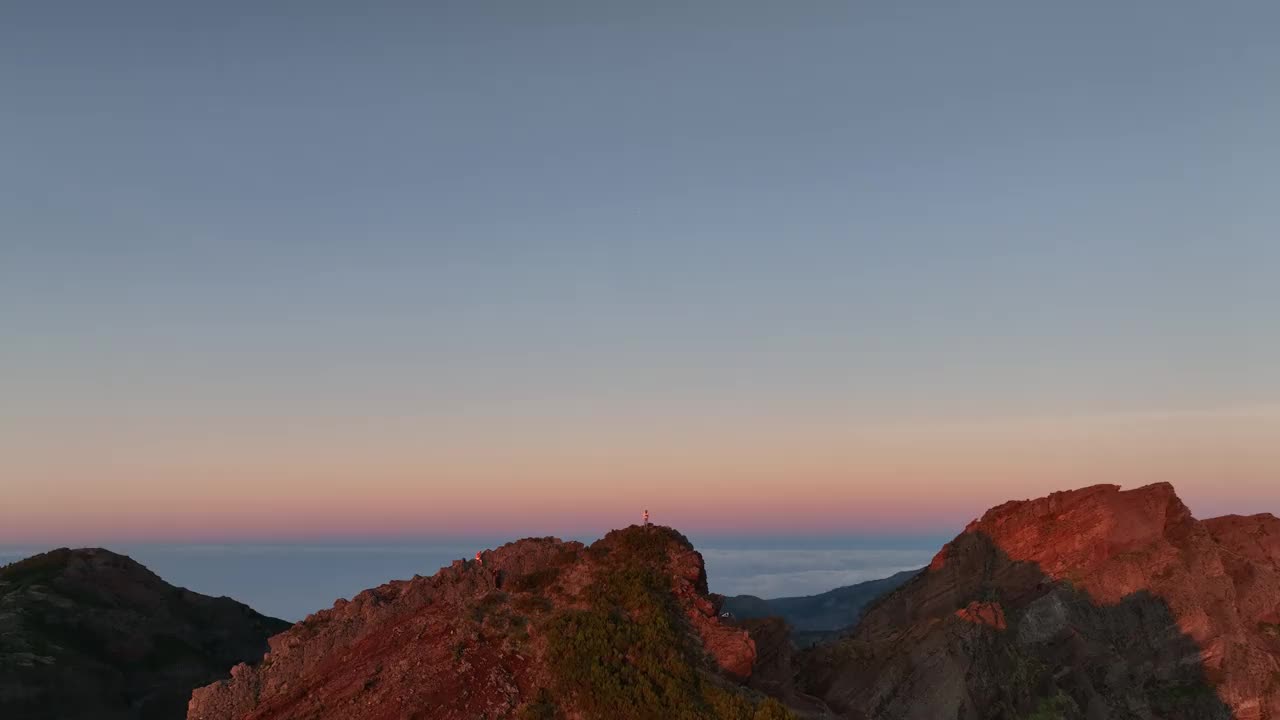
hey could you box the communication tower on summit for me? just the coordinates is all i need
[643,509,650,526]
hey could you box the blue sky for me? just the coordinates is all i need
[2,1,1277,542]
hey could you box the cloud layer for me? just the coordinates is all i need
[700,547,934,598]
[2,541,938,620]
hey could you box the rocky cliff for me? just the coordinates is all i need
[0,548,289,720]
[176,482,1280,719]
[186,525,793,720]
[800,483,1280,720]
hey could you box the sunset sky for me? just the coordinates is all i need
[3,1,1278,544]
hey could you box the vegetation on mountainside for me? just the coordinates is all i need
[1024,690,1078,719]
[0,549,74,589]
[533,526,794,720]
[1149,682,1225,715]
[3,548,288,720]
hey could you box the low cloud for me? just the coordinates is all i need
[700,547,934,598]
[3,542,940,617]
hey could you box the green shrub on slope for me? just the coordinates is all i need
[538,527,793,720]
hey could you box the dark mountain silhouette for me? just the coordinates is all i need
[0,547,289,720]
[722,569,919,645]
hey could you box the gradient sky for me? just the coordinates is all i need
[2,1,1278,544]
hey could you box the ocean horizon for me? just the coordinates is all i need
[1,534,946,621]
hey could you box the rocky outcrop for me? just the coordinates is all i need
[180,484,1279,720]
[669,545,757,679]
[0,548,288,720]
[187,525,788,720]
[800,483,1280,720]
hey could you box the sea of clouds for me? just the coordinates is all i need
[2,538,942,621]
[698,547,936,598]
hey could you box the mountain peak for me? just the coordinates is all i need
[805,482,1280,720]
[1,548,287,720]
[188,525,786,720]
[3,546,151,580]
[946,482,1195,590]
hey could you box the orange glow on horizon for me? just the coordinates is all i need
[4,406,1278,544]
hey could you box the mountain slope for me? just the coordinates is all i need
[187,525,795,720]
[0,548,289,720]
[722,569,920,634]
[800,483,1280,720]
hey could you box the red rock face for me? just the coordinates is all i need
[954,601,1007,631]
[802,483,1280,720]
[962,484,1280,719]
[669,544,757,679]
[187,528,757,720]
[184,483,1280,720]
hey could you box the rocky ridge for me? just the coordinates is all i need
[187,525,791,720]
[799,482,1280,720]
[167,482,1280,719]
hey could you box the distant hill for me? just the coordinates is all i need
[721,569,920,638]
[0,548,289,720]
